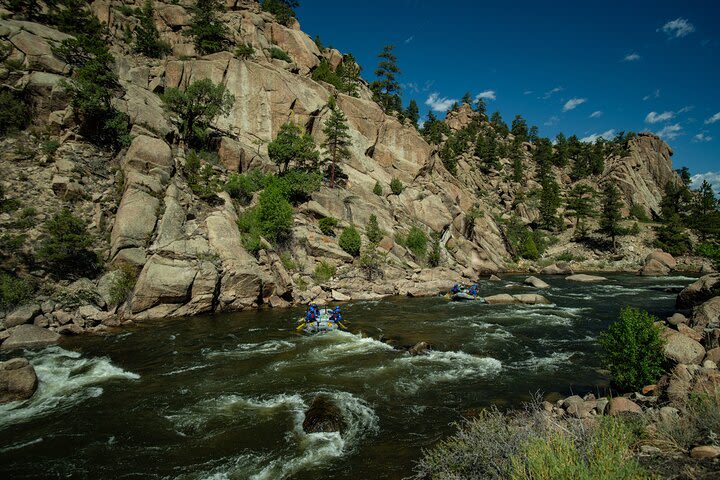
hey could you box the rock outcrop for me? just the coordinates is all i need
[302,395,344,433]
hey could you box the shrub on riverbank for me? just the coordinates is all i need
[413,401,647,480]
[599,307,665,392]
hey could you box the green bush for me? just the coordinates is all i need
[656,388,720,451]
[268,122,319,173]
[185,150,222,201]
[269,46,291,62]
[109,264,138,306]
[406,226,428,258]
[510,417,646,480]
[0,90,29,136]
[697,242,720,268]
[42,138,61,156]
[373,181,382,196]
[339,225,362,257]
[319,217,338,236]
[519,233,539,260]
[366,214,382,243]
[427,233,441,267]
[224,171,265,204]
[599,307,665,392]
[0,272,34,313]
[237,206,262,254]
[161,79,234,148]
[359,243,385,280]
[314,261,336,283]
[275,170,321,204]
[390,177,403,195]
[36,209,98,278]
[280,251,298,271]
[257,182,294,245]
[629,203,650,222]
[235,43,255,59]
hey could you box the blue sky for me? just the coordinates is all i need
[296,0,720,189]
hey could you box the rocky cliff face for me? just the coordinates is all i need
[0,1,689,333]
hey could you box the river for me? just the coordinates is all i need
[0,274,694,479]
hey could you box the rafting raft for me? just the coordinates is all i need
[296,308,348,334]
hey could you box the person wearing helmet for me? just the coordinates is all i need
[451,283,461,294]
[468,284,478,297]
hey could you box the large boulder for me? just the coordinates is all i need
[4,303,41,328]
[110,187,159,258]
[129,256,198,313]
[606,397,642,416]
[663,333,706,365]
[1,324,60,350]
[512,294,552,305]
[302,395,344,433]
[524,276,550,289]
[646,251,677,270]
[541,262,573,275]
[0,358,38,404]
[691,296,720,331]
[121,135,174,178]
[485,294,517,305]
[676,274,720,309]
[638,258,670,277]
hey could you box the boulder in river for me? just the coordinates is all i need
[408,341,431,356]
[0,357,38,404]
[512,294,551,305]
[302,395,345,433]
[524,276,550,289]
[676,274,720,309]
[1,324,60,350]
[565,274,607,283]
[638,258,670,277]
[485,294,517,305]
[541,262,573,275]
[4,303,42,328]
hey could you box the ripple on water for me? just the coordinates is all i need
[0,346,139,429]
[202,340,296,360]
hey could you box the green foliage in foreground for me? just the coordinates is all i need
[366,214,382,244]
[599,307,665,392]
[319,217,338,236]
[269,46,291,62]
[414,406,647,480]
[390,177,403,195]
[0,91,29,136]
[108,264,138,307]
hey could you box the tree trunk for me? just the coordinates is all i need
[330,146,336,189]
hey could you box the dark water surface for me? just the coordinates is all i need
[0,274,694,479]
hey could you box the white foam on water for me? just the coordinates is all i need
[160,364,211,376]
[510,351,575,372]
[171,391,378,480]
[303,331,395,362]
[0,436,44,453]
[202,340,296,359]
[393,350,502,393]
[0,346,139,429]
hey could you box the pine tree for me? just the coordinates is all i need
[461,92,473,105]
[490,111,508,136]
[366,214,382,243]
[134,1,169,58]
[566,184,596,226]
[336,53,361,96]
[186,0,227,55]
[510,140,524,183]
[474,97,486,118]
[534,138,553,182]
[553,133,569,167]
[528,125,539,143]
[539,177,562,231]
[599,183,624,250]
[511,115,528,141]
[268,122,319,173]
[261,0,299,26]
[321,97,352,188]
[404,99,419,128]
[370,45,401,114]
[421,111,450,145]
[655,213,692,255]
[691,180,720,240]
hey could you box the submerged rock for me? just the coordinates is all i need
[513,294,551,305]
[0,357,38,404]
[565,274,607,283]
[524,276,550,289]
[408,341,431,356]
[302,395,345,433]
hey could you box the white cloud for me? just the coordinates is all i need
[404,35,414,44]
[678,106,694,114]
[624,53,641,61]
[705,112,720,124]
[656,123,683,140]
[544,116,560,126]
[660,18,695,38]
[590,111,603,118]
[691,172,720,194]
[580,129,616,143]
[523,90,534,95]
[643,89,661,101]
[563,97,587,111]
[645,111,675,124]
[542,86,563,99]
[475,90,496,101]
[425,93,457,112]
[693,132,713,142]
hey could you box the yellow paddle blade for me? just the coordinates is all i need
[296,322,306,331]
